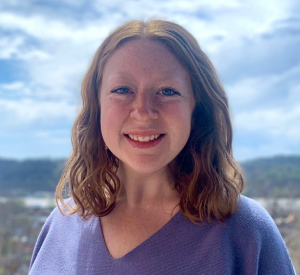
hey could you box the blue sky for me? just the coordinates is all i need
[0,0,299,161]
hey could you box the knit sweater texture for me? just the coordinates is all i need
[29,195,295,274]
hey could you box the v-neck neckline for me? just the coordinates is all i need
[98,209,182,260]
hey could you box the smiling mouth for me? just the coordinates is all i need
[125,134,164,142]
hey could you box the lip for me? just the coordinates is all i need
[125,130,164,137]
[124,134,165,149]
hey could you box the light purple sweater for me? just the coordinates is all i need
[29,196,295,274]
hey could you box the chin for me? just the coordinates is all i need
[120,158,171,176]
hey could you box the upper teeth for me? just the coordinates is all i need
[128,134,160,142]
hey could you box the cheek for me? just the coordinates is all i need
[100,102,123,138]
[164,104,193,142]
[167,103,193,126]
[100,98,131,141]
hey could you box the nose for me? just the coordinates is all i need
[129,92,159,121]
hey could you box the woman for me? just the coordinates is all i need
[29,20,295,274]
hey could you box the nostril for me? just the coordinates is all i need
[129,107,159,120]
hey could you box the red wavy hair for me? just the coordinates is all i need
[56,20,243,224]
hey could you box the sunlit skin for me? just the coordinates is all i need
[100,39,194,186]
[99,39,195,259]
[100,39,195,206]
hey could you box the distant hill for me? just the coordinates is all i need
[0,158,66,196]
[241,155,300,198]
[0,156,299,198]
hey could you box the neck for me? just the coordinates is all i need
[116,162,180,211]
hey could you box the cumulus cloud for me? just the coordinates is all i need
[0,0,299,160]
[0,98,76,128]
[235,106,300,138]
[226,65,300,111]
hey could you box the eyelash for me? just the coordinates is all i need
[110,86,180,96]
[159,87,180,96]
[111,86,132,94]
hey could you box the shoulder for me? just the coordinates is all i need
[29,207,79,273]
[29,203,101,274]
[228,195,277,230]
[32,202,84,243]
[226,195,284,247]
[225,195,295,274]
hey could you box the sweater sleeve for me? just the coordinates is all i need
[233,196,296,275]
[29,207,57,272]
[28,207,80,275]
[256,206,295,274]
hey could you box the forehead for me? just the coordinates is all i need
[102,39,190,82]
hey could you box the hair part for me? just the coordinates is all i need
[56,20,243,224]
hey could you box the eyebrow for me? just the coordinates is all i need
[110,72,187,82]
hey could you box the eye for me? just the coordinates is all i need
[111,86,131,94]
[159,87,180,96]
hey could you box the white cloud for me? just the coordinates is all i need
[35,130,71,145]
[0,0,299,159]
[234,106,300,140]
[228,65,300,147]
[0,13,75,40]
[0,81,24,90]
[0,31,51,61]
[0,36,23,58]
[234,142,296,162]
[0,98,77,127]
[226,66,300,112]
[0,82,33,98]
[0,12,113,43]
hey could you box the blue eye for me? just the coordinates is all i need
[111,87,131,94]
[160,88,179,96]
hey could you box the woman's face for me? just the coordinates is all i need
[99,39,195,175]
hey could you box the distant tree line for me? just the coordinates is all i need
[241,155,300,198]
[0,159,66,196]
[0,156,299,198]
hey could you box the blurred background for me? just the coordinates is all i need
[0,0,299,274]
